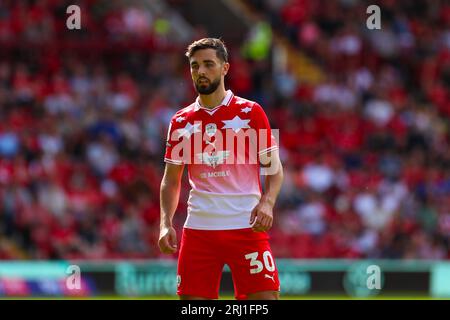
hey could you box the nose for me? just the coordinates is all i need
[198,65,207,76]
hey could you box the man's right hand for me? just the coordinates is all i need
[158,226,178,254]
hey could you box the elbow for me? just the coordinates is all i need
[278,162,284,181]
[161,178,179,193]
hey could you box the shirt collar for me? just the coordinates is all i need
[194,90,234,112]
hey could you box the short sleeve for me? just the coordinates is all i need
[164,115,184,165]
[251,103,278,156]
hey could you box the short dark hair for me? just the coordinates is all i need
[185,38,229,63]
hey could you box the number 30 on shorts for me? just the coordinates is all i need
[244,251,275,274]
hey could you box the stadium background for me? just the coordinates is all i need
[0,0,448,299]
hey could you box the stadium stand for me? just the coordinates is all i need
[0,0,448,260]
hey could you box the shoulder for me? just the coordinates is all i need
[233,95,259,108]
[236,97,270,120]
[232,95,266,116]
[169,103,196,123]
[174,103,196,117]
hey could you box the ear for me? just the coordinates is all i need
[222,62,230,76]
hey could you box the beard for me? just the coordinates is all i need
[194,77,221,95]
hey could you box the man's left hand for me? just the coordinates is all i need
[249,200,274,232]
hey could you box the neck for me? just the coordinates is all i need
[198,87,227,109]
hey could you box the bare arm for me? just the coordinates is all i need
[250,150,284,232]
[159,163,185,254]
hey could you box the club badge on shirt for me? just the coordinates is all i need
[205,123,217,137]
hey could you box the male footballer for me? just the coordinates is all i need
[159,38,284,300]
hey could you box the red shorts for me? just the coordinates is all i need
[177,228,280,299]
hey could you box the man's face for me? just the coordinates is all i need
[190,48,229,95]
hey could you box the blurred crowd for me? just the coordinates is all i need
[0,0,449,260]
